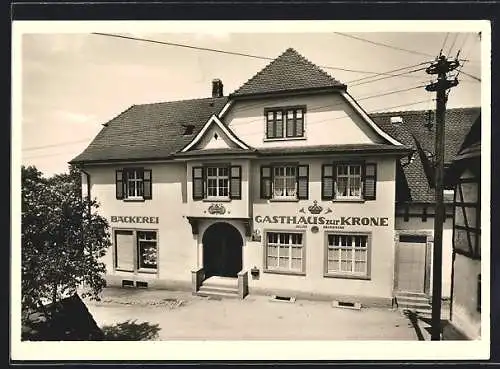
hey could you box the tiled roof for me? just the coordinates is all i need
[230,48,346,97]
[70,97,228,164]
[370,107,480,203]
[174,147,257,157]
[256,144,411,156]
[174,144,411,158]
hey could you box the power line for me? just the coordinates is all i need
[350,67,428,87]
[24,89,432,159]
[439,33,449,55]
[333,32,435,58]
[454,36,481,82]
[369,99,434,113]
[447,33,459,56]
[346,62,430,84]
[455,34,471,58]
[23,139,93,152]
[93,32,412,77]
[23,97,435,161]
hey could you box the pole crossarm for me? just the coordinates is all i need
[425,78,459,92]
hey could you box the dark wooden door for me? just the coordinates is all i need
[203,222,243,277]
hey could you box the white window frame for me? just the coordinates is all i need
[114,228,158,274]
[273,165,297,200]
[325,232,370,279]
[206,166,230,200]
[335,164,363,200]
[125,169,144,200]
[264,231,305,275]
[136,230,158,270]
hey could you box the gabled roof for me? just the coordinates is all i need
[70,97,228,164]
[230,48,346,98]
[371,107,481,203]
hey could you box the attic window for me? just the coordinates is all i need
[182,125,195,135]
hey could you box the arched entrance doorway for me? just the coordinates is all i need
[202,222,243,278]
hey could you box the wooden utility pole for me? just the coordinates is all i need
[425,55,459,340]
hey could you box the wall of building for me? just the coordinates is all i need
[83,162,196,290]
[450,253,481,339]
[223,92,386,148]
[240,156,397,305]
[395,207,453,298]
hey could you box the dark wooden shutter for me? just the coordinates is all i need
[363,163,377,200]
[321,164,334,200]
[116,170,124,199]
[192,166,205,200]
[297,165,309,199]
[143,169,152,200]
[230,166,242,200]
[260,166,272,199]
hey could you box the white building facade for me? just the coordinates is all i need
[71,49,479,307]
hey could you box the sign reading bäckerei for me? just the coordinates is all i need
[254,215,389,227]
[110,216,159,224]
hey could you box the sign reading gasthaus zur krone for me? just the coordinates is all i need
[254,201,389,230]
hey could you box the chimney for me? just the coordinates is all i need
[212,79,223,98]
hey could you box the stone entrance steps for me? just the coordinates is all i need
[395,291,432,317]
[196,276,240,299]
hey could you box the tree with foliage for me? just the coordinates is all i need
[21,164,111,319]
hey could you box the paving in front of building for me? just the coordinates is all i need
[85,287,427,340]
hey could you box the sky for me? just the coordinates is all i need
[18,22,483,177]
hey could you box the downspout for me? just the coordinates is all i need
[449,249,456,322]
[79,166,92,216]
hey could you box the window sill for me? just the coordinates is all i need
[269,198,299,203]
[263,269,306,276]
[263,136,306,142]
[323,273,371,281]
[332,199,365,203]
[114,268,158,274]
[123,198,145,202]
[202,198,232,202]
[137,268,158,274]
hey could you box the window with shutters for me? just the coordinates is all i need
[206,166,229,199]
[116,168,152,201]
[273,166,297,199]
[265,231,305,274]
[114,229,158,273]
[192,164,242,200]
[325,233,370,279]
[265,106,305,139]
[261,164,309,200]
[336,164,362,199]
[321,162,377,201]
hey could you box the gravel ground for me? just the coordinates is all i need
[84,287,420,341]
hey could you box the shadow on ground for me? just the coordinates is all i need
[101,320,161,341]
[403,310,452,341]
